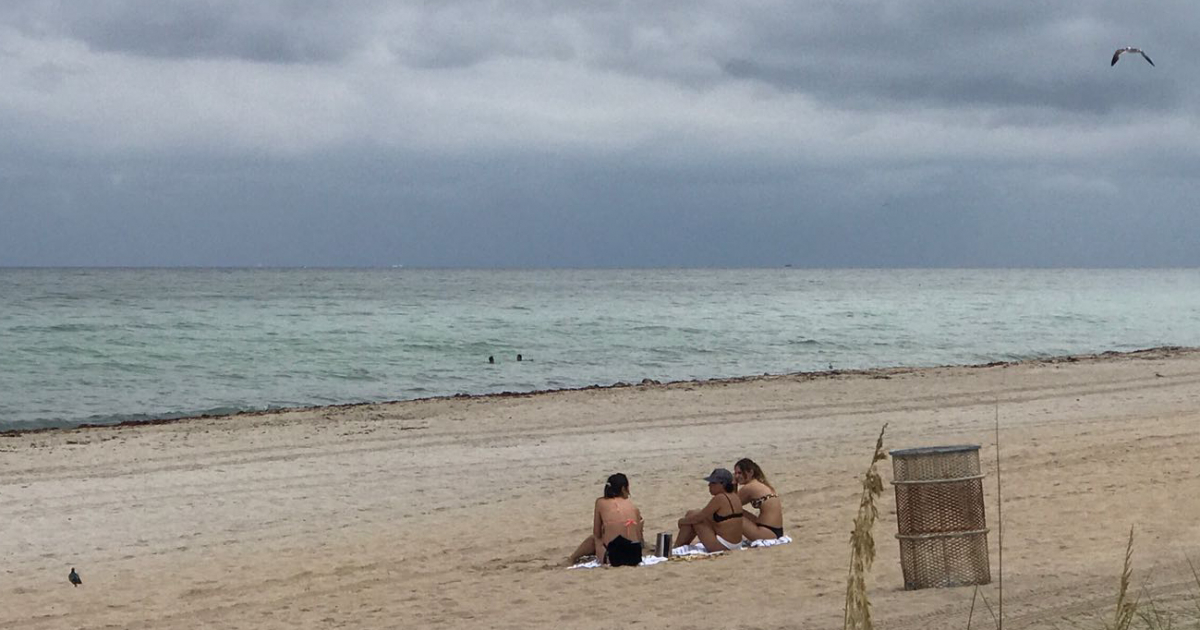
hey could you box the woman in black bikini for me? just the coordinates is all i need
[734,458,785,541]
[569,473,645,566]
[674,468,745,551]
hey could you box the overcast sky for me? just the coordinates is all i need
[1,1,1197,267]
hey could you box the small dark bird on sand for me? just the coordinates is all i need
[1111,47,1154,66]
[68,568,81,587]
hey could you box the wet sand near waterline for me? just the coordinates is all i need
[4,347,1200,630]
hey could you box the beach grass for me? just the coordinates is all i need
[844,423,888,630]
[964,526,1200,630]
[1108,527,1139,630]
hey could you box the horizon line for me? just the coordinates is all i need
[3,265,1200,271]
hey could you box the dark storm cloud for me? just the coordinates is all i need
[5,1,1190,109]
[3,0,594,67]
[1,0,1199,267]
[715,0,1192,114]
[723,57,1178,115]
[2,0,361,63]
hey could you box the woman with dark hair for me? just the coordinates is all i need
[674,468,745,551]
[733,458,785,540]
[569,473,645,566]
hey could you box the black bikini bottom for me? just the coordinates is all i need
[606,535,643,567]
[761,524,784,538]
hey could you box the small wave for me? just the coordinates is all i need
[30,344,111,359]
[170,321,212,331]
[8,323,104,334]
[321,368,379,381]
[1050,313,1101,324]
[398,342,459,352]
[0,405,253,433]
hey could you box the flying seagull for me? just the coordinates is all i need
[68,568,82,587]
[1111,47,1154,67]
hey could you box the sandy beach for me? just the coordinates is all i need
[4,347,1200,629]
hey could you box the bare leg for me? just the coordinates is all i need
[741,514,758,540]
[676,523,696,546]
[742,514,767,541]
[675,510,699,546]
[695,521,724,553]
[569,535,599,563]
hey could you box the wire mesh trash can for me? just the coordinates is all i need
[890,445,991,590]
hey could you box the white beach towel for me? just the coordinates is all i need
[671,539,740,556]
[568,536,791,568]
[671,543,703,557]
[674,535,791,555]
[568,555,669,570]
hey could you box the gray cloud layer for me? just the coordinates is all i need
[1,1,1197,266]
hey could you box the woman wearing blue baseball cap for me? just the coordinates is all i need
[673,468,745,551]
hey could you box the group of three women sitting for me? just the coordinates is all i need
[569,458,785,566]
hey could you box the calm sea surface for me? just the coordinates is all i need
[2,268,1199,431]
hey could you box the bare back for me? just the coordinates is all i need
[739,479,783,528]
[708,491,744,543]
[594,497,643,544]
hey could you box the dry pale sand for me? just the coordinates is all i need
[4,347,1200,630]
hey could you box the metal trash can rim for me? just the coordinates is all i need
[891,473,986,486]
[896,528,990,541]
[889,445,980,457]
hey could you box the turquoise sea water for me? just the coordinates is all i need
[2,268,1199,431]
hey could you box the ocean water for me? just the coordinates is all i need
[2,268,1199,431]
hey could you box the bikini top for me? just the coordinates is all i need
[712,494,743,522]
[613,501,640,522]
[750,493,779,510]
